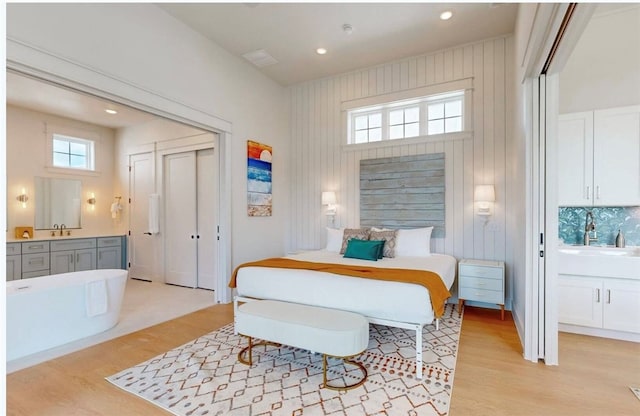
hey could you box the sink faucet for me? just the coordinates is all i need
[584,211,597,245]
[60,224,66,236]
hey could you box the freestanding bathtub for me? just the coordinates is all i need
[6,269,128,362]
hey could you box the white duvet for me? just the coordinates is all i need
[234,250,457,326]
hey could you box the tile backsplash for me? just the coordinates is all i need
[559,206,640,246]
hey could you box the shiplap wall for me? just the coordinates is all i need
[287,36,514,276]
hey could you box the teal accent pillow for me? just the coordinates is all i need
[370,239,385,259]
[343,239,385,261]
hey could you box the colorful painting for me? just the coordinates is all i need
[247,140,273,217]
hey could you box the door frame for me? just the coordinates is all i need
[8,41,233,304]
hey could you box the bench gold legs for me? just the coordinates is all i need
[322,353,368,391]
[238,335,368,391]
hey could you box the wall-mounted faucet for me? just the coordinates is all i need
[584,211,598,246]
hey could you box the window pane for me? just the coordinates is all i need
[390,125,404,139]
[53,139,69,153]
[369,128,382,142]
[389,110,404,126]
[445,116,462,133]
[445,100,462,117]
[355,115,368,130]
[405,122,419,138]
[70,142,87,156]
[369,113,382,128]
[428,103,444,120]
[70,155,87,168]
[53,152,69,167]
[354,130,368,143]
[428,120,444,135]
[405,107,419,123]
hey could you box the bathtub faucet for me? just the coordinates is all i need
[583,211,597,246]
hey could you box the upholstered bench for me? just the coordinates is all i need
[235,299,369,391]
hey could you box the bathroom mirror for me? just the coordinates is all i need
[34,177,82,229]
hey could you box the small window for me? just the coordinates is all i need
[347,90,464,145]
[52,134,95,171]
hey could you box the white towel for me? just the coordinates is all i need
[86,280,108,317]
[148,194,160,234]
[110,202,119,219]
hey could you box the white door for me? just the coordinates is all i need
[603,279,640,333]
[164,152,198,287]
[196,148,218,290]
[129,152,155,281]
[557,112,594,206]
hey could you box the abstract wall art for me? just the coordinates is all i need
[247,140,272,217]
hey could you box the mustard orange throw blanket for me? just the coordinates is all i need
[229,258,452,318]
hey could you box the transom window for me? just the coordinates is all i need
[348,91,464,144]
[52,134,95,171]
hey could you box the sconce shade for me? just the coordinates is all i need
[474,185,495,202]
[322,191,337,205]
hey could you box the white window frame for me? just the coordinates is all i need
[342,78,474,149]
[52,133,95,171]
[45,123,101,175]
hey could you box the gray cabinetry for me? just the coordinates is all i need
[6,243,22,281]
[50,239,97,275]
[97,237,122,269]
[21,241,50,279]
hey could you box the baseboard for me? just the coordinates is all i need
[559,323,640,343]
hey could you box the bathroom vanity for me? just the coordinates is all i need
[6,235,126,281]
[558,245,640,342]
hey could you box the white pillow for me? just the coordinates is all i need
[325,227,345,252]
[395,227,433,257]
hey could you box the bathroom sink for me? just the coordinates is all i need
[558,245,640,279]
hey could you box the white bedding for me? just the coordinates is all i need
[234,250,457,326]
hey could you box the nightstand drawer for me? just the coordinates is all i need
[459,275,503,291]
[459,287,503,304]
[459,264,502,280]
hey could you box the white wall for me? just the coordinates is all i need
[287,36,515,306]
[560,5,640,113]
[6,105,117,240]
[7,3,289,268]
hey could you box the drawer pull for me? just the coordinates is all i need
[28,245,44,250]
[595,288,600,303]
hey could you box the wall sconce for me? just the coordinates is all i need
[474,185,495,217]
[16,188,29,208]
[87,192,96,210]
[322,191,337,215]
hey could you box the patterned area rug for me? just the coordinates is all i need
[107,304,462,415]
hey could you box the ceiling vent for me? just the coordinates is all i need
[242,49,278,68]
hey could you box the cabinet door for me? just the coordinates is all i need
[603,279,640,333]
[75,249,97,272]
[558,112,594,206]
[7,255,22,281]
[97,246,121,269]
[558,275,603,328]
[593,106,640,206]
[50,250,75,275]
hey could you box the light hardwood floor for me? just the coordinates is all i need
[6,305,640,415]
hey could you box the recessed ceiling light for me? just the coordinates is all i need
[316,48,327,55]
[105,109,118,115]
[440,11,453,20]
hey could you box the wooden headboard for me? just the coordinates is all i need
[360,153,445,237]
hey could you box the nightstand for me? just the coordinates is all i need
[458,259,505,320]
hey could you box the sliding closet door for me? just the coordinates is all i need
[164,152,198,287]
[196,148,217,290]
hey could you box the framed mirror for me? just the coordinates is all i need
[34,177,82,229]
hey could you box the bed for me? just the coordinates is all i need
[230,235,457,380]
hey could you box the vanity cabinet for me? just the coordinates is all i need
[97,237,122,269]
[50,239,97,275]
[21,241,50,279]
[558,105,640,206]
[6,243,22,281]
[559,274,640,335]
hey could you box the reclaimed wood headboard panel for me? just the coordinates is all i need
[360,153,445,237]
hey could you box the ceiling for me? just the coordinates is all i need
[159,3,519,86]
[6,3,518,128]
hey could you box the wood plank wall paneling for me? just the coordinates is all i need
[287,36,513,299]
[360,154,446,237]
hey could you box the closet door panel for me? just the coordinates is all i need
[196,148,217,290]
[164,152,198,287]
